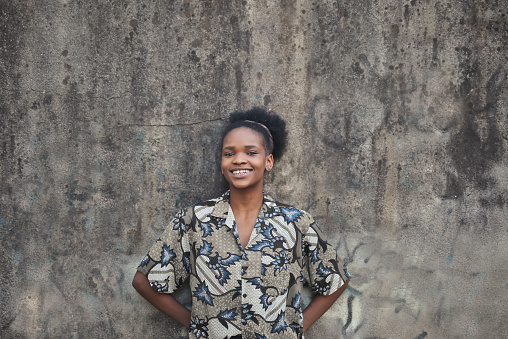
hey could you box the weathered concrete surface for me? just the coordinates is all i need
[1,0,507,338]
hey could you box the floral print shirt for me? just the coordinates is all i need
[137,191,350,339]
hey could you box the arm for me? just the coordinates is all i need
[302,278,349,332]
[132,271,191,328]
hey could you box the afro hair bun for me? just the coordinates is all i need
[222,107,288,160]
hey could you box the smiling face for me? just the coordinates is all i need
[221,127,274,191]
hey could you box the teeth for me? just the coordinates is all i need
[233,170,250,174]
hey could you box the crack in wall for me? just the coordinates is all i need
[120,117,225,128]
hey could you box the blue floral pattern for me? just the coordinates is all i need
[190,316,208,338]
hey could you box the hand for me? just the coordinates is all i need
[132,271,191,328]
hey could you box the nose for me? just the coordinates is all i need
[232,153,246,165]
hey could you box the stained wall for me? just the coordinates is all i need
[1,0,507,338]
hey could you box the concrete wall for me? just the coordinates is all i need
[1,0,506,338]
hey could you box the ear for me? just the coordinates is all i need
[265,154,274,172]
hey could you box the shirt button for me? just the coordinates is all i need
[243,294,247,298]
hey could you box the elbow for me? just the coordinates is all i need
[340,277,349,292]
[132,271,148,292]
[132,273,139,291]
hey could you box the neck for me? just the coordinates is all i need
[228,185,264,214]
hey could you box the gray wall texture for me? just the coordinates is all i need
[1,0,507,338]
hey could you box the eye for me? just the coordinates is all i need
[223,151,233,157]
[247,151,258,156]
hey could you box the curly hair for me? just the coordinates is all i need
[221,107,288,160]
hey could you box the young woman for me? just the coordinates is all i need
[133,107,350,339]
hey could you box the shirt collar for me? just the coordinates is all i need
[209,190,281,220]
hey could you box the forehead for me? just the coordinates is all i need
[222,127,265,148]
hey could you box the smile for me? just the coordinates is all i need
[231,169,252,175]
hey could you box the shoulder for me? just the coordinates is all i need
[177,193,228,223]
[269,198,316,233]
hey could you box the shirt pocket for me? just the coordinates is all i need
[261,247,292,278]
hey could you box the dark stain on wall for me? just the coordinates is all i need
[450,64,505,191]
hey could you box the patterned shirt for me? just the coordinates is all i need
[137,191,350,339]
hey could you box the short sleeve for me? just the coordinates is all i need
[303,215,350,295]
[137,207,193,293]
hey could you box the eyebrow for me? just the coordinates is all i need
[222,145,261,150]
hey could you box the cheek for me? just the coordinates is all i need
[220,157,229,169]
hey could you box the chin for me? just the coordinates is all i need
[230,182,251,190]
[228,180,262,190]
